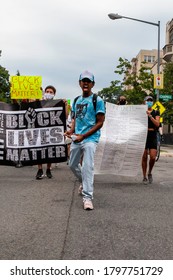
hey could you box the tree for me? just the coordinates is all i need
[161,62,173,95]
[0,65,10,102]
[16,70,20,76]
[162,101,173,127]
[114,57,154,104]
[97,57,154,105]
[160,62,173,126]
[98,80,122,103]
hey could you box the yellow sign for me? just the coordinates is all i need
[10,76,42,99]
[154,74,163,89]
[152,101,166,115]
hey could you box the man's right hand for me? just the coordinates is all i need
[64,130,73,137]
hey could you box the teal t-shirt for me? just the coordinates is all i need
[72,94,105,143]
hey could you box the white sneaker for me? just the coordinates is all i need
[83,199,94,210]
[78,184,83,196]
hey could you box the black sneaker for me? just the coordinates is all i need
[148,174,153,184]
[46,169,52,178]
[36,169,44,180]
[67,157,69,165]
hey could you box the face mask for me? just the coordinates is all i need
[119,100,126,105]
[44,93,54,100]
[146,101,153,108]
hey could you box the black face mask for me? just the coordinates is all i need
[119,100,126,105]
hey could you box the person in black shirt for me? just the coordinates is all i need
[142,96,160,184]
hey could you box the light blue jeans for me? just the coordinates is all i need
[69,141,97,200]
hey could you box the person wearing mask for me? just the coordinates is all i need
[36,85,56,179]
[36,85,68,179]
[118,95,127,105]
[65,70,105,210]
[142,96,160,184]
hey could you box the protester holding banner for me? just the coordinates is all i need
[117,95,127,105]
[142,96,160,184]
[36,85,56,179]
[65,70,105,210]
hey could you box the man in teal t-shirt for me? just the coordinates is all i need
[65,70,105,210]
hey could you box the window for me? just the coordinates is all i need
[144,69,152,74]
[167,45,172,52]
[144,55,155,63]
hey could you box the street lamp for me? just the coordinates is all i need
[108,13,160,101]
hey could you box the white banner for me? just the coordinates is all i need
[94,103,148,176]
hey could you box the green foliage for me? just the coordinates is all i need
[161,62,173,94]
[115,57,132,76]
[98,57,155,105]
[98,57,173,130]
[162,101,173,125]
[0,55,21,103]
[0,64,10,102]
[114,57,154,104]
[98,80,122,104]
[159,62,173,125]
[16,70,20,76]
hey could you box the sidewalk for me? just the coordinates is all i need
[160,144,173,157]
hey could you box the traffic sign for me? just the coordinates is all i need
[159,94,172,101]
[154,74,163,89]
[152,101,166,115]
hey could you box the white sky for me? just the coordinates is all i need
[0,0,172,101]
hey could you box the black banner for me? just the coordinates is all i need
[0,99,67,166]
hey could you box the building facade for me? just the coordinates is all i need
[131,49,163,76]
[163,18,173,62]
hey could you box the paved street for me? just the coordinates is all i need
[0,145,173,260]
